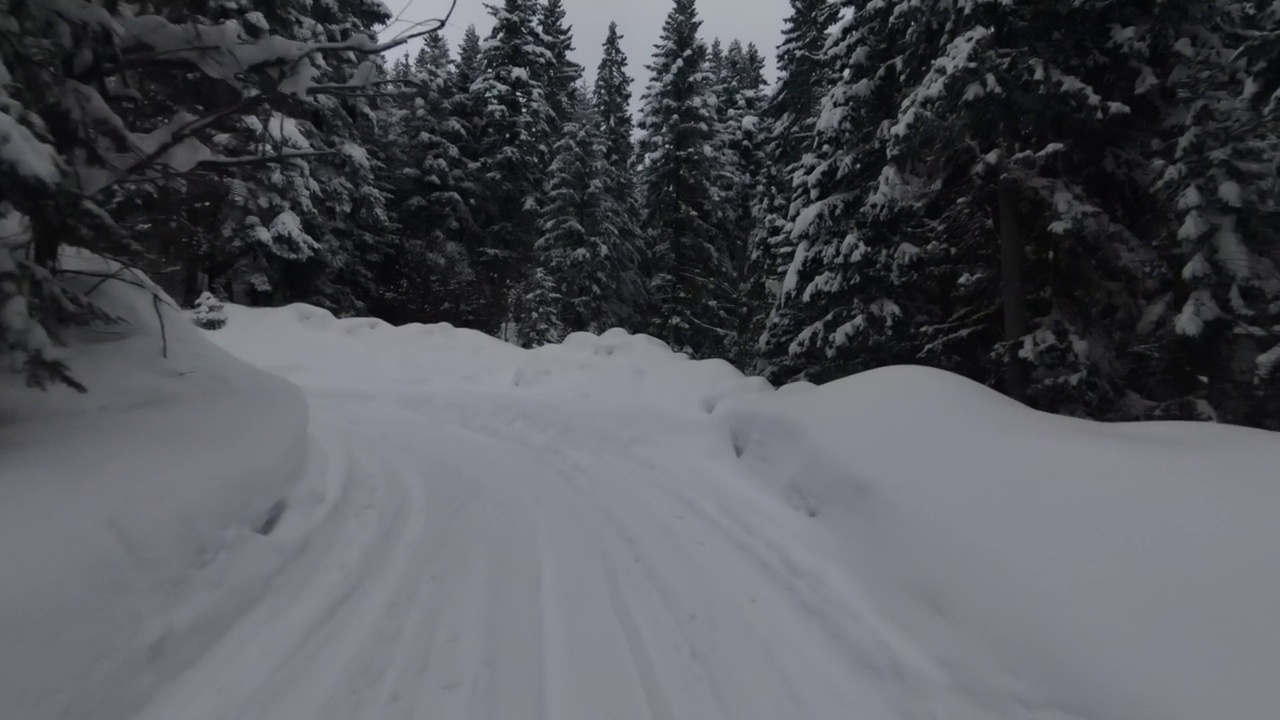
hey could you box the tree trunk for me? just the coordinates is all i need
[29,199,69,268]
[999,172,1029,403]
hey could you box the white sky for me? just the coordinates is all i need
[383,0,791,87]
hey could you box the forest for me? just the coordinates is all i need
[2,0,1278,428]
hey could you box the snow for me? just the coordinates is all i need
[266,112,311,150]
[1175,288,1221,335]
[0,112,61,185]
[3,297,1278,720]
[1212,216,1251,280]
[0,251,306,720]
[1217,179,1243,207]
[720,367,1280,720]
[1258,342,1280,379]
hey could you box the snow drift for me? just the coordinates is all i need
[0,253,307,720]
[721,366,1280,720]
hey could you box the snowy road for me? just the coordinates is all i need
[131,386,942,720]
[10,289,1277,720]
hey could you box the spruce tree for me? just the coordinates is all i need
[595,22,636,172]
[379,28,482,326]
[455,25,484,91]
[391,53,413,80]
[753,0,836,380]
[773,0,1190,419]
[539,0,585,125]
[1143,0,1280,426]
[592,21,647,328]
[141,0,397,315]
[472,0,556,334]
[638,0,735,357]
[532,91,643,336]
[715,40,768,366]
[0,0,433,390]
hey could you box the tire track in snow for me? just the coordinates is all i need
[129,385,1086,720]
[601,555,676,720]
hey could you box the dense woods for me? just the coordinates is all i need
[3,0,1278,428]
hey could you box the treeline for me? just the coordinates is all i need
[2,0,1279,428]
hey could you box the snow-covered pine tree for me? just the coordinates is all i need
[530,90,641,337]
[119,0,399,315]
[526,91,591,342]
[708,38,726,85]
[774,0,1163,418]
[0,0,447,391]
[592,21,647,329]
[715,39,768,367]
[451,25,487,178]
[414,30,452,78]
[637,0,736,358]
[881,0,1171,415]
[455,25,485,91]
[764,0,918,384]
[538,0,585,125]
[1142,0,1280,427]
[518,265,567,346]
[391,53,413,80]
[378,29,484,326]
[594,22,636,173]
[750,0,835,380]
[472,0,556,335]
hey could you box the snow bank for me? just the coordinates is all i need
[214,305,768,414]
[513,329,770,413]
[212,303,523,392]
[720,366,1280,720]
[0,253,307,720]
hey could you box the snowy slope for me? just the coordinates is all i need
[0,255,307,720]
[3,298,1278,720]
[721,368,1280,720]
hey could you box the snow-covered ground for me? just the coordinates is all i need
[3,288,1278,720]
[0,259,306,720]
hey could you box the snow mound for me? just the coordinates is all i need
[213,306,770,414]
[720,365,1280,720]
[212,303,521,392]
[0,252,307,720]
[513,328,769,413]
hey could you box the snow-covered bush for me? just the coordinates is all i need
[191,292,227,330]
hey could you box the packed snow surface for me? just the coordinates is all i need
[3,298,1278,720]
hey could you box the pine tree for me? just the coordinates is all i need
[776,0,1165,415]
[378,27,483,326]
[715,39,768,366]
[595,22,636,172]
[539,0,585,125]
[414,31,452,78]
[455,25,485,91]
[532,91,642,336]
[451,26,487,168]
[637,0,736,358]
[137,0,397,315]
[391,53,413,80]
[0,0,432,391]
[472,0,556,333]
[592,21,647,328]
[753,0,836,380]
[518,266,567,346]
[1142,0,1280,427]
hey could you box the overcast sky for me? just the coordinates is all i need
[383,0,791,88]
